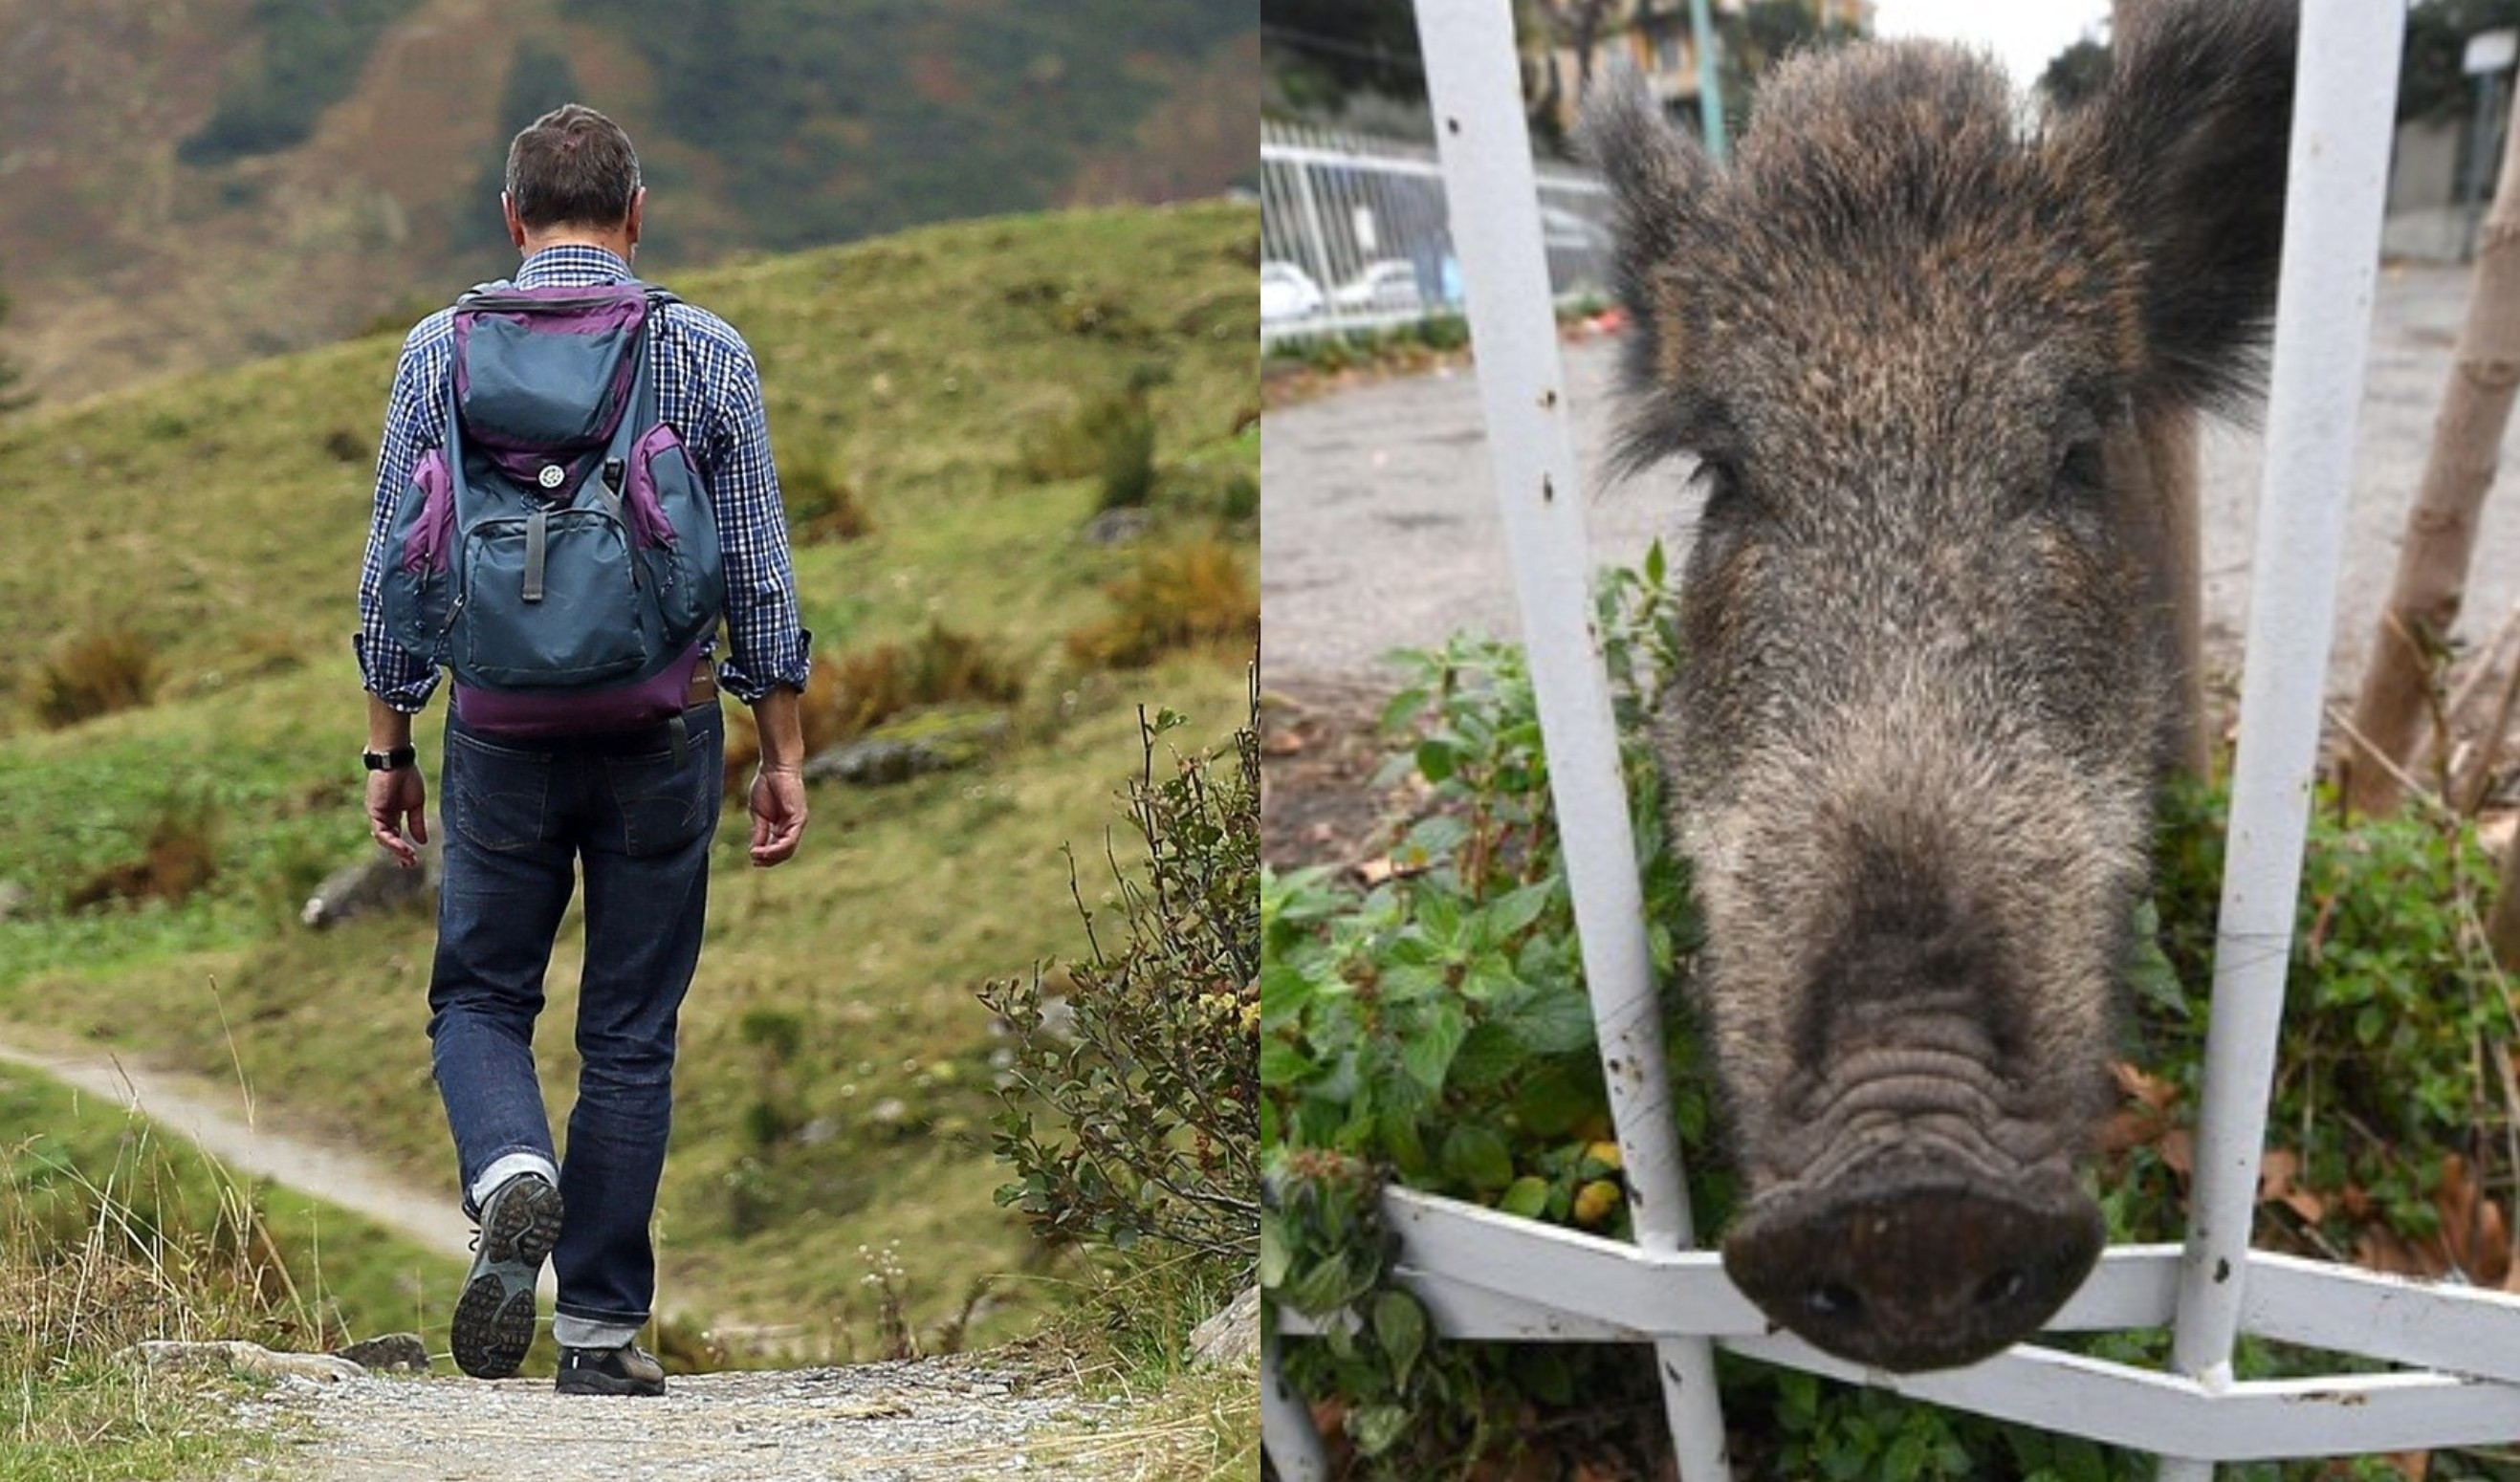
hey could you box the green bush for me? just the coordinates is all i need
[1261,547,2520,1479]
[981,678,1260,1267]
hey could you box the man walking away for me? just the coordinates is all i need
[352,104,813,1396]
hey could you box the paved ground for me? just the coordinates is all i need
[1261,261,2520,702]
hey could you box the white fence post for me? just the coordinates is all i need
[1409,2,1729,1478]
[2158,5,2406,1478]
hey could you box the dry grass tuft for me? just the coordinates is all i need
[36,626,165,729]
[65,795,220,912]
[722,621,1027,788]
[1065,538,1258,670]
[782,444,875,544]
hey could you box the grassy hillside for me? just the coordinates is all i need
[0,203,1259,1357]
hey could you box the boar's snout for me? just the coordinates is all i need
[1721,1161,2102,1372]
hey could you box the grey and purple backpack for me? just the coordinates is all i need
[379,283,724,737]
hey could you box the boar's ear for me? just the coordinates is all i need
[1579,64,1714,467]
[2057,0,2297,412]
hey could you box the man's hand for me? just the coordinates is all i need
[366,767,429,868]
[745,684,809,867]
[748,765,807,867]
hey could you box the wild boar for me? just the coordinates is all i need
[1583,0,2294,1370]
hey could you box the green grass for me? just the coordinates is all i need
[0,202,1260,1362]
[0,1060,464,1480]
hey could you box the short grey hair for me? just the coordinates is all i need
[504,103,640,231]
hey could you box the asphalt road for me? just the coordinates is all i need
[1260,261,2520,708]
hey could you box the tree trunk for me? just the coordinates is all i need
[2492,818,2520,976]
[2342,93,2520,817]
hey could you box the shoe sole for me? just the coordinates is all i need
[555,1367,666,1397]
[450,1178,563,1380]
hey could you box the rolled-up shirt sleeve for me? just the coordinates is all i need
[354,322,450,713]
[695,332,812,702]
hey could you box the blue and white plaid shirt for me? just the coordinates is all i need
[355,244,812,710]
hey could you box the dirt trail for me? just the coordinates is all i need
[0,1035,475,1262]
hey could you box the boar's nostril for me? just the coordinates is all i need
[1721,1173,2103,1373]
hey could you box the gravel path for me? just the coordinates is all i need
[1261,260,2520,701]
[228,1359,1112,1482]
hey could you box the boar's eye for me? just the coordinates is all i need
[2054,437,2106,495]
[1690,451,1752,523]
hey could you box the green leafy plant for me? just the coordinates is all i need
[982,678,1260,1266]
[1261,547,2520,1479]
[1262,547,1714,1466]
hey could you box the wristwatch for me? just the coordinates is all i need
[362,744,418,773]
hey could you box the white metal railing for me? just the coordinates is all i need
[1259,120,1613,345]
[1259,3,2520,1480]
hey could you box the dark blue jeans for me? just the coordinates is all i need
[427,702,723,1340]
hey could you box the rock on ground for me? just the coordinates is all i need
[126,1340,362,1384]
[227,1357,1116,1482]
[1190,1285,1259,1369]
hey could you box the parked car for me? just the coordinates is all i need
[1538,205,1610,252]
[1260,261,1326,322]
[1330,259,1426,315]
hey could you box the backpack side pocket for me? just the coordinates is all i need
[380,448,457,660]
[624,424,726,648]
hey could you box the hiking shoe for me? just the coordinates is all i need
[556,1342,666,1397]
[450,1172,562,1379]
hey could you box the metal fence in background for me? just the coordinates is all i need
[1259,120,1615,344]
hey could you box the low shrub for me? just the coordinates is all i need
[981,674,1260,1267]
[35,625,164,729]
[1019,382,1159,491]
[1065,538,1258,670]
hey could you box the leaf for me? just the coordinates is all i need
[1414,736,1458,784]
[1501,988,1596,1055]
[1259,1214,1291,1290]
[1498,1175,1550,1219]
[1399,999,1468,1092]
[1402,812,1471,861]
[1440,1124,1515,1191]
[1258,1038,1314,1088]
[1512,1063,1600,1138]
[1372,1289,1429,1389]
[1476,880,1557,944]
[1348,1403,1412,1457]
[1447,1023,1521,1090]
